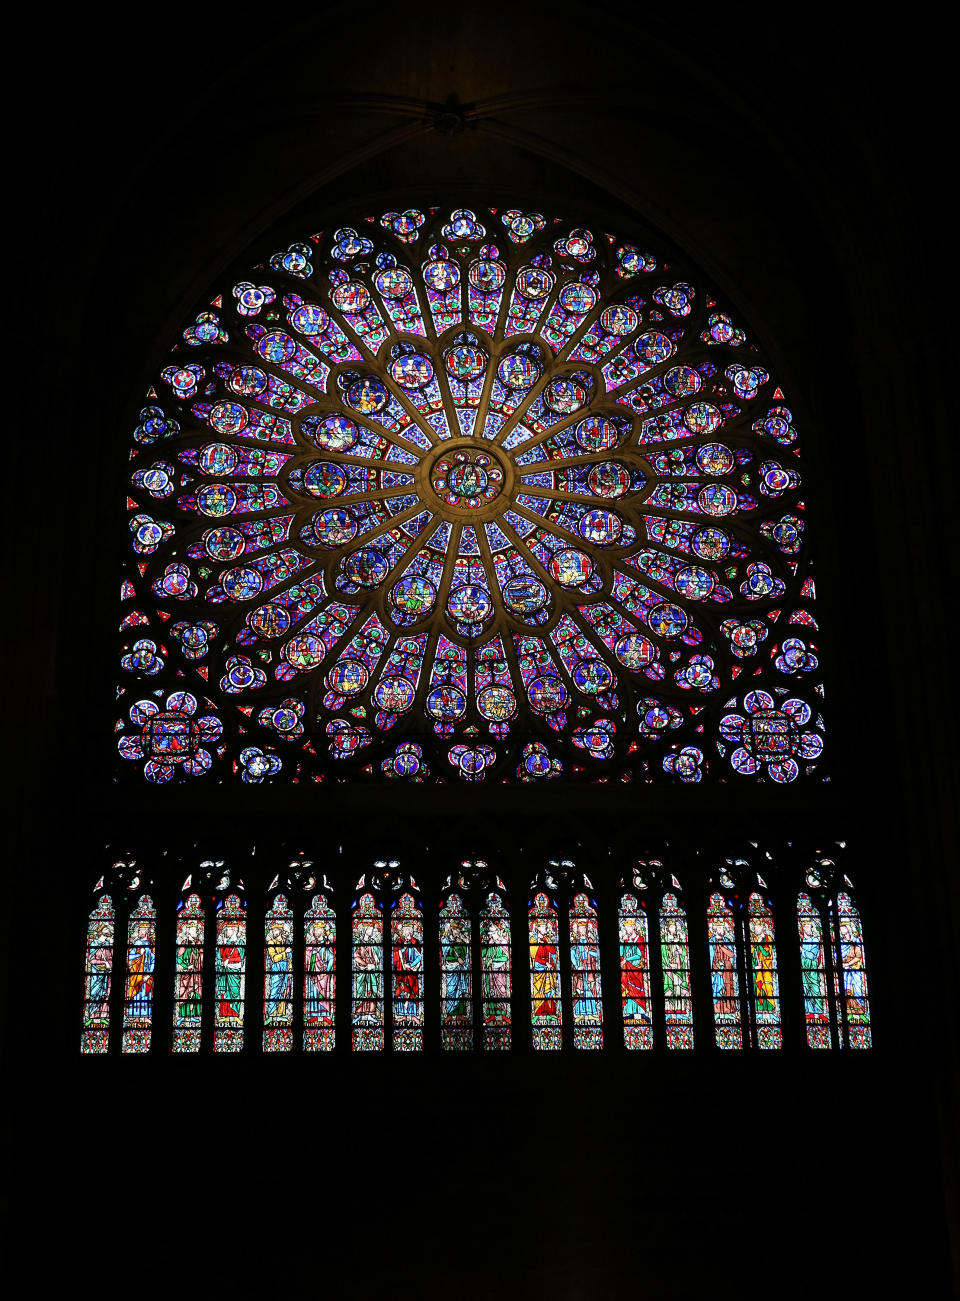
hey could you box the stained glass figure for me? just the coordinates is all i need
[835,891,872,1048]
[214,894,246,1052]
[707,892,743,1048]
[263,894,294,1051]
[173,893,205,1053]
[747,892,781,1049]
[119,205,824,788]
[660,893,693,1049]
[439,893,473,1050]
[569,892,603,1049]
[619,894,652,1049]
[797,892,831,1049]
[304,894,336,1051]
[81,895,114,1054]
[480,892,512,1050]
[528,892,561,1050]
[122,895,156,1053]
[352,893,383,1051]
[392,892,424,1051]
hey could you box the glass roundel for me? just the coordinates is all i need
[117,205,824,785]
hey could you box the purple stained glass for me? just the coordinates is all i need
[119,204,821,787]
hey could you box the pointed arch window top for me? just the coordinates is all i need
[118,204,825,786]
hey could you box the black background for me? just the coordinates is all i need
[6,4,957,1294]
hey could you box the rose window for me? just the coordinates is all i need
[117,205,824,784]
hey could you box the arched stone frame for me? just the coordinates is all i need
[17,17,955,1294]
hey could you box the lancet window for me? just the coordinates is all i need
[707,891,744,1049]
[660,891,694,1049]
[528,891,562,1050]
[213,892,247,1052]
[263,894,294,1051]
[351,891,384,1051]
[391,891,424,1050]
[173,892,205,1053]
[81,892,114,1055]
[747,891,782,1049]
[618,892,653,1050]
[439,891,473,1050]
[834,889,872,1048]
[569,892,603,1049]
[79,852,870,1054]
[797,890,831,1049]
[479,889,512,1051]
[122,894,156,1054]
[304,891,336,1051]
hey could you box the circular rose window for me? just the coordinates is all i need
[117,205,823,784]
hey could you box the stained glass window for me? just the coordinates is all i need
[352,892,383,1050]
[479,891,512,1050]
[117,205,825,789]
[214,893,246,1052]
[797,891,831,1049]
[834,891,872,1048]
[660,892,693,1049]
[122,894,156,1053]
[263,894,294,1051]
[173,893,205,1052]
[81,851,869,1056]
[81,895,114,1054]
[569,892,603,1049]
[304,893,336,1051]
[392,892,424,1051]
[747,891,781,1049]
[618,893,653,1050]
[528,892,561,1050]
[439,893,473,1050]
[707,892,743,1048]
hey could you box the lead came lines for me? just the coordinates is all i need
[117,205,823,784]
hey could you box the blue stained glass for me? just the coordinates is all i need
[263,895,294,1052]
[352,893,383,1052]
[304,895,336,1051]
[569,893,603,1049]
[708,893,742,1049]
[122,895,156,1054]
[619,894,652,1050]
[440,894,473,1051]
[214,894,246,1053]
[81,895,115,1054]
[392,892,424,1051]
[122,204,821,787]
[660,893,693,1050]
[529,893,561,1050]
[798,892,831,1049]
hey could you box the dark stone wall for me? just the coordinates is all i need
[8,5,955,1293]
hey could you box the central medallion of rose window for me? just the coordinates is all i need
[432,449,503,509]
